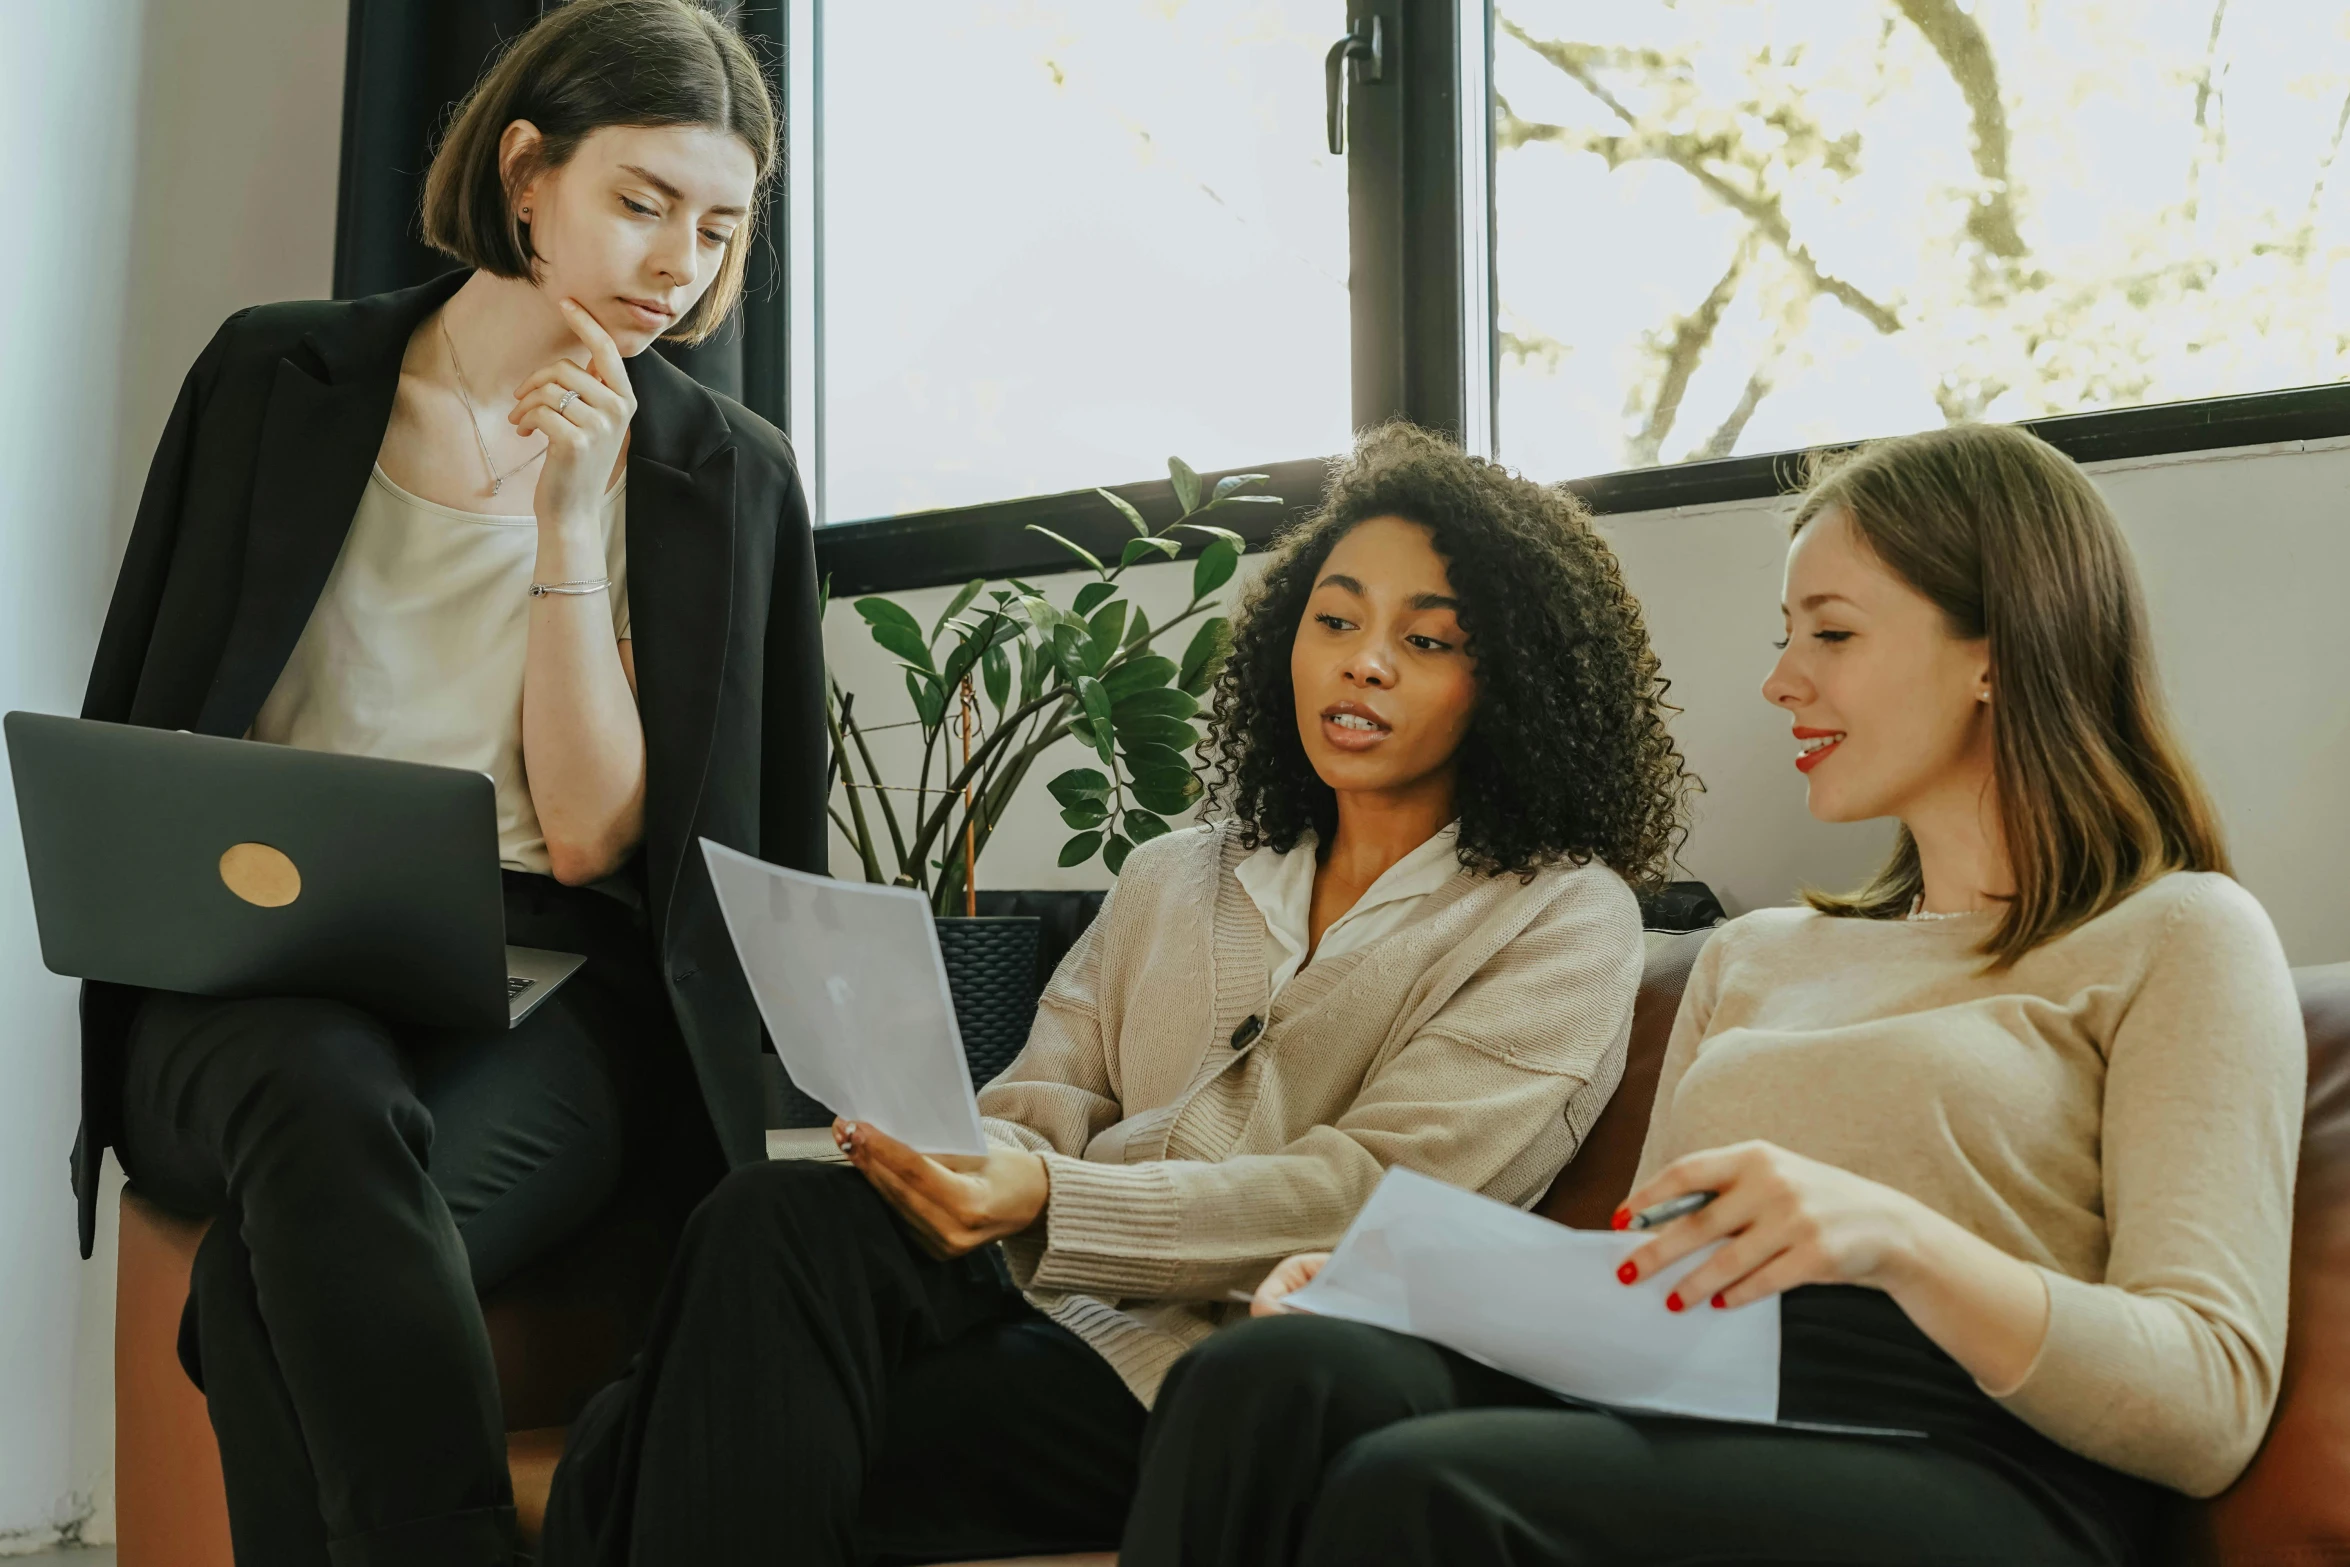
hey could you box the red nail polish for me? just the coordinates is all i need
[1711,1294,1727,1310]
[1609,1208,1630,1231]
[1616,1261,1637,1285]
[1666,1292,1685,1313]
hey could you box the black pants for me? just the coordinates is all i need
[117,872,691,1567]
[1123,1287,2163,1567]
[542,1160,1147,1567]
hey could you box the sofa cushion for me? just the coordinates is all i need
[1537,928,1712,1230]
[2169,961,2350,1565]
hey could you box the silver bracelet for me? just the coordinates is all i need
[530,578,611,598]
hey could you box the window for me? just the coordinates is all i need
[801,0,2350,591]
[1489,1,2350,481]
[788,0,1353,525]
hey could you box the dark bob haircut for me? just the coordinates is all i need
[1204,423,1694,889]
[421,0,778,345]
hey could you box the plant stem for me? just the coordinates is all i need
[833,679,905,876]
[900,684,1080,874]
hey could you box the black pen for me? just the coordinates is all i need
[1625,1190,1717,1230]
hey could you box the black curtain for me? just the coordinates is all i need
[333,0,789,427]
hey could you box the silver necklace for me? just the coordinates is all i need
[1905,893,1978,922]
[440,317,545,497]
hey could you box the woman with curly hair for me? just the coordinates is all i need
[1125,423,2300,1567]
[542,421,1693,1566]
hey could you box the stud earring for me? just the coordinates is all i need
[1977,690,1992,703]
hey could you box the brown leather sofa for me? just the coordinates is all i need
[114,932,2350,1566]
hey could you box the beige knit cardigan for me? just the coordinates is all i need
[978,820,1645,1405]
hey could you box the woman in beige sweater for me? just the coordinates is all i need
[542,423,1694,1565]
[1133,423,2303,1567]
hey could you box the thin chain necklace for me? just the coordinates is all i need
[440,316,545,498]
[1905,893,1979,922]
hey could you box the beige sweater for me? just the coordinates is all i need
[1635,872,2304,1496]
[979,820,1644,1405]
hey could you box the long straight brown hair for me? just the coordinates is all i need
[1794,423,2229,967]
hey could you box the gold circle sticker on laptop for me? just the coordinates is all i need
[219,842,301,908]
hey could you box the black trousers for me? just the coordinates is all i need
[542,1160,1148,1567]
[117,872,694,1567]
[1123,1287,2164,1567]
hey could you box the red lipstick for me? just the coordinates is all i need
[1793,726,1843,775]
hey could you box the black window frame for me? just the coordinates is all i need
[809,0,2350,597]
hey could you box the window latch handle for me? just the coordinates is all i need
[1325,14,1386,156]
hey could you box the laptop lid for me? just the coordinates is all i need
[5,713,518,1031]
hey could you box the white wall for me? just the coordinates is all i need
[0,11,147,1548]
[0,1,345,1550]
[826,436,2350,968]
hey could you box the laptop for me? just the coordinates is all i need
[4,712,582,1030]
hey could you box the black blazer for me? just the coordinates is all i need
[69,269,827,1256]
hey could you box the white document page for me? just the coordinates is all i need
[701,839,988,1157]
[1285,1166,1781,1424]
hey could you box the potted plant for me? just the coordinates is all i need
[824,459,1273,1089]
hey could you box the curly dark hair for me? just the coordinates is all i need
[1202,423,1694,889]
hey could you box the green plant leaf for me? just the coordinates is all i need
[1047,767,1111,807]
[1113,685,1198,722]
[906,667,946,732]
[1167,456,1202,514]
[1127,743,1195,775]
[1203,494,1283,515]
[1126,778,1198,819]
[1087,601,1128,669]
[1076,675,1117,764]
[982,639,1011,710]
[1175,522,1246,547]
[1119,536,1182,568]
[1119,739,1192,777]
[1112,712,1198,750]
[1179,617,1231,694]
[1071,580,1117,617]
[1192,536,1242,600]
[1210,472,1270,502]
[818,573,833,619]
[1025,524,1105,575]
[1103,833,1136,874]
[857,597,933,671]
[1068,715,1097,748]
[1095,488,1150,536]
[1017,640,1044,704]
[1050,622,1089,684]
[1103,655,1179,701]
[930,579,985,643]
[935,616,989,703]
[1058,831,1104,868]
[1131,773,1202,815]
[1123,606,1152,650]
[1123,809,1173,843]
[1060,799,1110,829]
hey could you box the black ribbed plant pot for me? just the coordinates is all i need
[934,914,1043,1091]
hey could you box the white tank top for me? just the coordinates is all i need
[251,465,631,875]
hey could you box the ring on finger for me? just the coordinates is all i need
[554,388,579,413]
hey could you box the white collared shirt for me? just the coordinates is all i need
[1233,822,1463,1002]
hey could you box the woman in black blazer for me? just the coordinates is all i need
[74,5,822,1563]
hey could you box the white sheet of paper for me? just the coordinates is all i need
[1285,1166,1781,1424]
[700,839,988,1157]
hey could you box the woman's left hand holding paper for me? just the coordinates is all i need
[836,1118,1050,1259]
